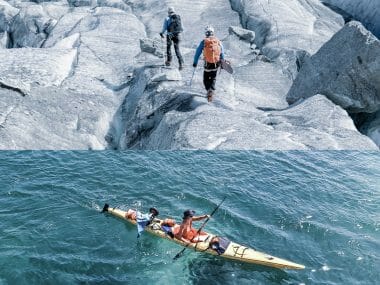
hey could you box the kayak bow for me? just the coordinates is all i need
[102,204,305,270]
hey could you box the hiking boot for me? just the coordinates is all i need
[178,63,183,70]
[207,90,214,102]
[165,60,171,66]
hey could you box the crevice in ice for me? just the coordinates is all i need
[96,77,132,92]
[106,68,203,149]
[0,81,27,97]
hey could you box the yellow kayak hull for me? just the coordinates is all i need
[102,204,305,270]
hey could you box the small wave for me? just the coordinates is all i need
[322,265,330,271]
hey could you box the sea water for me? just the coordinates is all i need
[0,151,379,285]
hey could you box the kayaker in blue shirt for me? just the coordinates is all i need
[124,207,159,238]
[160,7,184,70]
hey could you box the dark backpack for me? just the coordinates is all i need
[168,14,183,34]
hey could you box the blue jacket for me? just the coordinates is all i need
[193,38,225,65]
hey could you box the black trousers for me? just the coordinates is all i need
[203,62,220,91]
[166,34,183,64]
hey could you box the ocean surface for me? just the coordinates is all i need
[0,151,379,285]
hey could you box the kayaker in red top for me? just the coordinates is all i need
[175,209,209,243]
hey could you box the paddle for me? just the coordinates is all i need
[173,196,226,260]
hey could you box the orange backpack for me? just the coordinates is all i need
[203,36,221,63]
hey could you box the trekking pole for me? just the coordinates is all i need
[161,37,166,66]
[189,67,196,87]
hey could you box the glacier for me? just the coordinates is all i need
[0,0,378,150]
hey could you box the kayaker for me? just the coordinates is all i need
[126,207,159,222]
[175,209,210,243]
[125,207,159,237]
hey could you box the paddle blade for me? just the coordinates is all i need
[101,203,109,213]
[173,248,185,260]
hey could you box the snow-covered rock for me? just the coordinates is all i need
[0,47,77,93]
[228,26,255,43]
[0,85,115,150]
[97,0,131,12]
[151,69,182,82]
[0,1,19,32]
[45,7,145,94]
[229,0,344,56]
[68,0,97,7]
[140,37,164,58]
[322,0,380,38]
[228,0,345,82]
[68,0,132,12]
[9,4,57,47]
[0,1,18,47]
[262,94,377,150]
[54,33,80,48]
[0,4,145,149]
[108,64,376,150]
[0,31,7,48]
[287,21,380,114]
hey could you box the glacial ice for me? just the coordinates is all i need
[0,0,378,150]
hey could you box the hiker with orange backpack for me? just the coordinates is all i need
[193,25,225,102]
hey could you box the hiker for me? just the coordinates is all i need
[160,7,184,70]
[175,209,210,243]
[193,25,225,102]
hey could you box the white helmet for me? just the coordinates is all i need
[205,25,214,36]
[168,7,175,15]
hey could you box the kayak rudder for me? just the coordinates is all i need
[102,203,109,213]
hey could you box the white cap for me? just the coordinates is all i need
[168,7,175,15]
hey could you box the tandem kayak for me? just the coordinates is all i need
[102,204,305,270]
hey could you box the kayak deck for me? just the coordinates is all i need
[103,204,305,270]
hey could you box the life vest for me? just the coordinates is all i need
[203,36,221,64]
[162,218,176,227]
[126,209,137,220]
[173,219,208,242]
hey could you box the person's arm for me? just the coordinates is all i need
[192,214,210,221]
[179,14,184,32]
[193,40,204,66]
[161,17,169,35]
